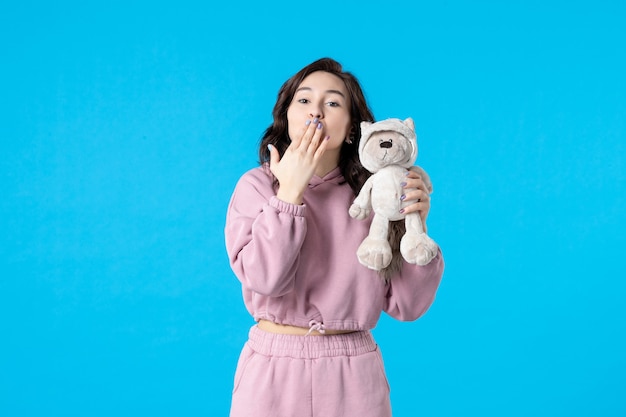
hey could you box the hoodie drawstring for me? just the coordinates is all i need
[306,320,326,336]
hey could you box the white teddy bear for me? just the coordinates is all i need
[349,117,439,271]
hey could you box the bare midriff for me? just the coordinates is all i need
[257,319,357,336]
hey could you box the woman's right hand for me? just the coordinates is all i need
[268,118,329,204]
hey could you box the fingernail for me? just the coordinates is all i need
[313,117,319,124]
[267,144,273,151]
[325,135,330,141]
[399,208,405,214]
[305,120,311,126]
[400,182,407,187]
[400,194,406,201]
[405,171,410,176]
[317,122,323,129]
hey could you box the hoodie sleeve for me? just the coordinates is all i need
[383,249,445,321]
[224,169,307,297]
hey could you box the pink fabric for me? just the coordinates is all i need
[225,165,445,332]
[229,326,392,417]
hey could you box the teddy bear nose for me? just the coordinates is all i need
[379,141,393,149]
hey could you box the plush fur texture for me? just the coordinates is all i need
[349,117,438,271]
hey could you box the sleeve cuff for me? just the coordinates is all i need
[269,196,306,217]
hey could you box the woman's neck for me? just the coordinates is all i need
[315,150,340,178]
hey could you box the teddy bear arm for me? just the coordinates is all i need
[349,203,371,220]
[409,165,433,193]
[349,178,374,219]
[349,196,372,219]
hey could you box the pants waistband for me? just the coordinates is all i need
[247,325,377,359]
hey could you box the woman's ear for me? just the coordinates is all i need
[345,126,355,144]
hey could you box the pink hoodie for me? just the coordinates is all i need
[225,165,444,332]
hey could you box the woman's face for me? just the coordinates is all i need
[286,71,352,152]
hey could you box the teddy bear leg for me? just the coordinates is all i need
[357,214,392,270]
[400,213,438,266]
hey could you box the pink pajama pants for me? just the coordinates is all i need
[229,325,392,417]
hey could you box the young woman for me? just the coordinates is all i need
[224,57,444,417]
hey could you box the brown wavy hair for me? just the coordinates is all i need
[258,57,374,195]
[257,57,404,280]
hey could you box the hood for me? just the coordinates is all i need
[359,118,418,170]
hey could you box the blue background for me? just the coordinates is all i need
[2,1,625,416]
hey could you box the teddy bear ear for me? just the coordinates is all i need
[360,121,372,130]
[403,117,415,131]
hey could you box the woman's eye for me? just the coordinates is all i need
[298,98,310,104]
[327,101,340,107]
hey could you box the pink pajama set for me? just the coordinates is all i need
[225,166,444,417]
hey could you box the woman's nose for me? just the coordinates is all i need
[309,112,322,119]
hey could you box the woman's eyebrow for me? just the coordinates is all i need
[326,89,346,98]
[295,87,346,98]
